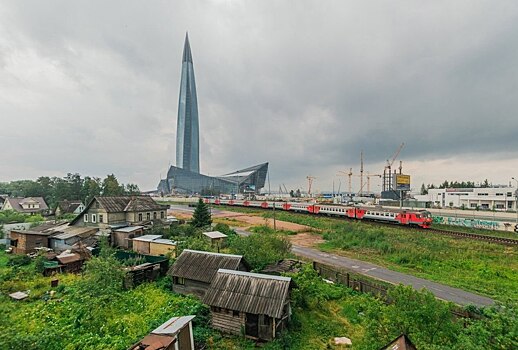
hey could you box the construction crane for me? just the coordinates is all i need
[306,176,316,197]
[337,168,354,197]
[383,142,405,192]
[366,172,383,194]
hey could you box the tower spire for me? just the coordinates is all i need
[182,32,193,63]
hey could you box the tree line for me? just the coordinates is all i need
[420,179,492,195]
[0,173,140,209]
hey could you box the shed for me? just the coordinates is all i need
[128,315,195,350]
[203,269,294,341]
[202,231,227,247]
[131,235,176,256]
[9,230,53,254]
[112,225,145,249]
[380,334,417,350]
[168,250,249,298]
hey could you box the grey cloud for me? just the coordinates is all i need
[1,0,518,191]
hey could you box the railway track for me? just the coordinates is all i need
[426,228,518,246]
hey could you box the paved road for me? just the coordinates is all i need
[290,245,495,307]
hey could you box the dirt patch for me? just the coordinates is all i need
[170,209,312,233]
[288,232,325,248]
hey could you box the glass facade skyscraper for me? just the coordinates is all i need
[176,33,200,173]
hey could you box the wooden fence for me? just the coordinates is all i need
[312,261,389,298]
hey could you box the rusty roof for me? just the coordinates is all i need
[168,249,247,283]
[203,269,292,319]
[128,334,174,350]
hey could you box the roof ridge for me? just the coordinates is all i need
[217,268,292,282]
[183,249,243,258]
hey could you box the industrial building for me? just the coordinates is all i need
[414,187,518,210]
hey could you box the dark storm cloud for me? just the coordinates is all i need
[1,0,518,190]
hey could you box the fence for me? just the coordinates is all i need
[312,261,480,320]
[312,261,389,298]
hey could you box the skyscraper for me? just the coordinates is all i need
[176,33,200,173]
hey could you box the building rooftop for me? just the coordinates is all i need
[202,231,227,239]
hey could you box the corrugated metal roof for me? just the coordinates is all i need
[56,253,82,264]
[132,234,162,242]
[168,249,246,283]
[152,315,195,335]
[153,238,176,245]
[202,231,227,239]
[113,226,144,233]
[203,269,292,319]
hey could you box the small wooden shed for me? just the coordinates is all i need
[112,226,145,249]
[381,334,417,350]
[202,231,227,247]
[168,250,249,298]
[128,315,195,350]
[203,269,294,341]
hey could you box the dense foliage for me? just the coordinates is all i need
[227,228,292,270]
[0,210,44,225]
[0,173,140,209]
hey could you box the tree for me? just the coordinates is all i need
[124,183,140,195]
[191,198,212,228]
[81,177,101,204]
[420,183,428,195]
[101,174,124,196]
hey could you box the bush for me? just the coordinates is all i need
[7,255,31,267]
[228,231,291,271]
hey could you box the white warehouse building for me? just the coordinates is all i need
[414,187,518,211]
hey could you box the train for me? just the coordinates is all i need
[204,198,433,228]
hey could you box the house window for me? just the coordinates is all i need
[161,211,165,219]
[99,214,103,223]
[146,212,151,220]
[175,277,185,285]
[91,214,97,223]
[138,213,143,221]
[508,192,513,197]
[233,310,239,317]
[153,212,157,219]
[84,214,89,222]
[11,239,18,247]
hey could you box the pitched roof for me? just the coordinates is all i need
[70,195,168,224]
[202,231,227,239]
[4,197,48,213]
[203,269,292,319]
[94,196,168,213]
[168,249,247,283]
[57,200,83,213]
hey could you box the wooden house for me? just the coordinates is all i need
[54,200,85,217]
[168,250,249,298]
[128,315,195,350]
[2,197,49,215]
[70,196,169,229]
[203,269,294,341]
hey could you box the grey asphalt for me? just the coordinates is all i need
[290,245,495,307]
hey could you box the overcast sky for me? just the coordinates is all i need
[1,0,518,192]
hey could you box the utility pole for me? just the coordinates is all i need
[268,170,276,231]
[512,177,518,230]
[360,150,364,197]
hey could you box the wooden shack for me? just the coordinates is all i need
[203,269,294,341]
[381,334,417,350]
[131,235,176,257]
[202,231,227,248]
[9,230,53,254]
[128,315,195,350]
[168,250,249,298]
[112,226,144,249]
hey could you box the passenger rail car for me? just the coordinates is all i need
[205,199,433,228]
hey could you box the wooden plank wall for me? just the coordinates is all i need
[211,309,244,335]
